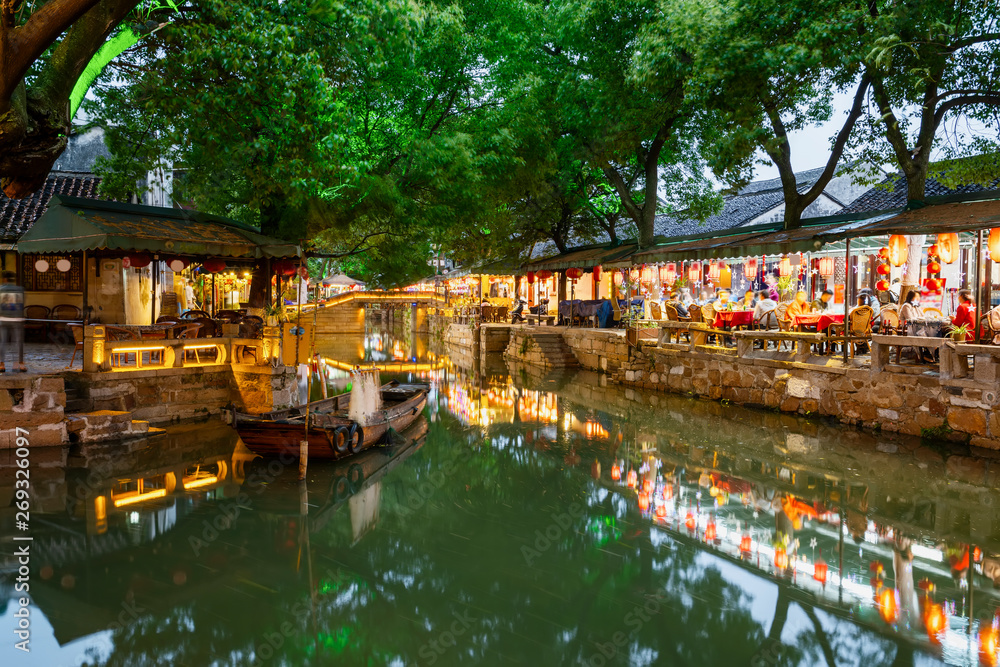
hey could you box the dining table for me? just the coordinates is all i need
[113,322,179,340]
[906,317,951,338]
[791,312,844,333]
[712,309,755,330]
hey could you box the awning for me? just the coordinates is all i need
[831,194,1000,239]
[16,196,300,258]
[322,273,364,287]
[524,241,638,272]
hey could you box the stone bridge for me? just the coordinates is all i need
[306,290,445,335]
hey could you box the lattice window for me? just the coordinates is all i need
[20,254,82,291]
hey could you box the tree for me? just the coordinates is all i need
[0,0,154,198]
[649,0,871,230]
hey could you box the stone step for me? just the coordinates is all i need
[65,398,91,412]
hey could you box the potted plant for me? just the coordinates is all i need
[264,304,284,327]
[948,323,970,342]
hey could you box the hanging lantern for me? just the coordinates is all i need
[202,258,227,274]
[877,588,899,625]
[536,269,553,280]
[887,235,908,267]
[55,258,72,273]
[629,267,640,282]
[936,233,959,264]
[688,262,702,283]
[708,261,721,281]
[566,267,583,280]
[167,257,189,273]
[878,247,889,259]
[704,518,717,542]
[526,271,535,284]
[778,256,792,277]
[813,550,828,584]
[637,491,650,512]
[876,279,890,292]
[774,546,788,570]
[989,229,1000,261]
[610,463,621,482]
[660,263,677,285]
[926,260,941,274]
[613,271,624,286]
[626,469,637,488]
[593,265,601,280]
[34,259,50,273]
[125,252,152,269]
[876,263,890,276]
[743,258,758,281]
[818,257,834,277]
[639,265,652,284]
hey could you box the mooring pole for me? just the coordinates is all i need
[297,255,309,480]
[843,238,852,364]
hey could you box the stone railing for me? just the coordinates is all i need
[82,324,282,372]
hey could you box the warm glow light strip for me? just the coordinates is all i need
[113,489,167,507]
[322,357,446,373]
[182,344,218,350]
[109,346,167,353]
[183,476,219,490]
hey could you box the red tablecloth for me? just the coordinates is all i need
[791,313,844,332]
[713,310,755,329]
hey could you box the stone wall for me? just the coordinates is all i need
[561,329,629,373]
[611,342,1000,448]
[314,301,367,335]
[480,325,511,365]
[66,364,297,425]
[0,376,67,448]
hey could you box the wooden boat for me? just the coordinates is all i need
[229,381,427,459]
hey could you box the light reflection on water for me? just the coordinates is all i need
[2,328,1000,665]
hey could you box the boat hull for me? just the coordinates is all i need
[232,390,426,460]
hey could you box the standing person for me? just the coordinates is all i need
[764,270,780,301]
[951,289,977,341]
[184,279,199,312]
[0,271,26,373]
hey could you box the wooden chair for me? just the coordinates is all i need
[827,305,875,358]
[922,307,944,318]
[879,306,900,335]
[650,302,662,320]
[216,309,242,323]
[49,304,81,336]
[611,298,623,328]
[662,303,679,321]
[156,315,181,324]
[192,317,218,338]
[687,305,703,324]
[104,326,140,367]
[982,306,1000,345]
[180,309,212,319]
[68,324,84,367]
[24,305,50,341]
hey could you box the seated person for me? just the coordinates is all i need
[713,289,731,312]
[898,290,921,324]
[752,290,778,329]
[741,289,757,310]
[786,290,812,319]
[812,289,833,312]
[951,289,977,341]
[696,289,713,306]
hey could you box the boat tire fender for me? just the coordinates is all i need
[348,425,364,454]
[348,464,364,492]
[333,426,350,454]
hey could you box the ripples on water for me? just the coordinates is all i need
[2,329,1000,666]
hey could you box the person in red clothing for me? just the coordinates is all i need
[951,289,977,340]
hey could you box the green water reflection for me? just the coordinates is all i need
[5,330,1000,665]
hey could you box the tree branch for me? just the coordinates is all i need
[934,94,1000,128]
[801,72,871,203]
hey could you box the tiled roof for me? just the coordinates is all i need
[840,172,1000,214]
[0,173,103,241]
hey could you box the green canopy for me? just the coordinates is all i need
[16,195,300,258]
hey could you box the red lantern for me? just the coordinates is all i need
[642,478,652,493]
[927,244,939,257]
[743,258,758,281]
[526,271,535,284]
[566,267,583,280]
[593,265,601,280]
[937,233,959,264]
[610,463,621,482]
[640,265,653,283]
[927,260,941,274]
[708,261,720,281]
[774,546,788,570]
[202,258,227,274]
[536,269,553,280]
[818,257,834,277]
[655,503,667,518]
[989,229,1000,261]
[876,263,890,276]
[685,512,695,532]
[704,518,717,542]
[876,279,890,292]
[778,256,792,277]
[626,469,637,488]
[740,535,752,553]
[813,551,828,584]
[660,263,677,285]
[126,252,152,269]
[887,234,908,267]
[878,247,889,259]
[662,484,673,500]
[924,277,940,290]
[637,492,650,512]
[688,263,702,283]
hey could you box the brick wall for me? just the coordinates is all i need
[0,376,67,448]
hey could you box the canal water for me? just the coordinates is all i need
[3,328,1000,666]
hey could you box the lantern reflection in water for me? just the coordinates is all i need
[637,491,650,512]
[610,463,621,482]
[626,469,638,489]
[877,588,899,625]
